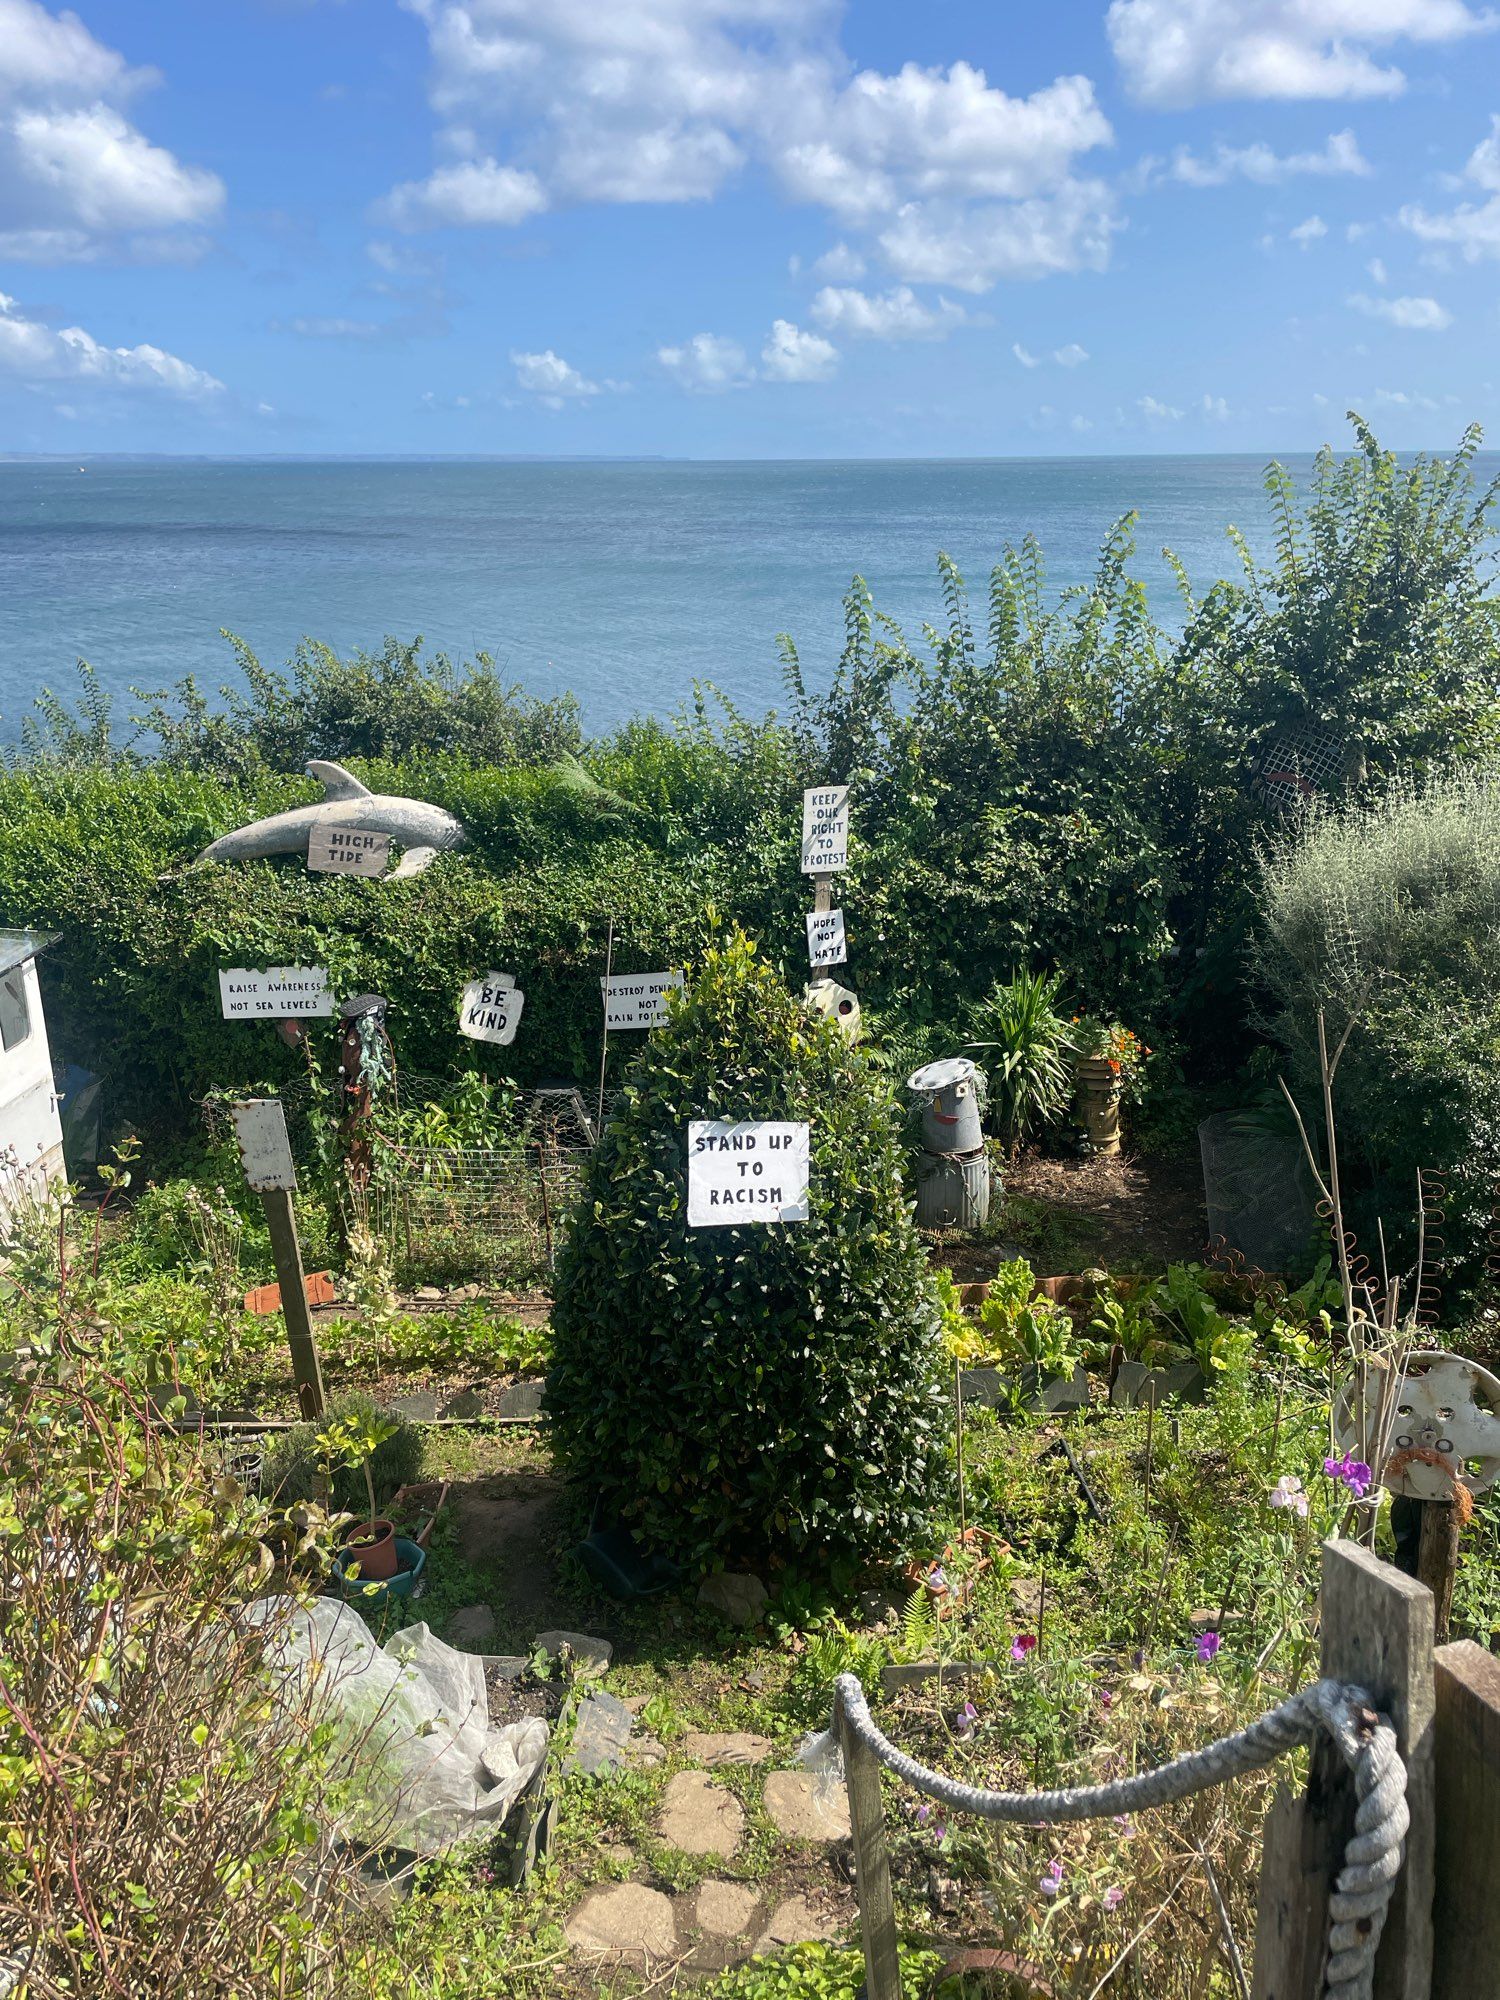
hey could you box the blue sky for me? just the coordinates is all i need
[0,0,1497,456]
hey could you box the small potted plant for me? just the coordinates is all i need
[318,1406,403,1582]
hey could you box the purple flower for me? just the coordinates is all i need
[1103,1886,1125,1910]
[934,1823,947,1842]
[1269,1474,1309,1517]
[1039,1859,1064,1898]
[915,1803,931,1825]
[1324,1453,1373,1501]
[1196,1631,1222,1664]
[928,1563,949,1589]
[1011,1633,1037,1662]
[1097,1688,1115,1711]
[1113,1814,1136,1837]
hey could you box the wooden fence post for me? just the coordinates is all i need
[1432,1640,1500,1995]
[1252,1539,1434,2000]
[834,1686,902,2000]
[261,1185,326,1423]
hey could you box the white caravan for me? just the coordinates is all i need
[0,931,64,1215]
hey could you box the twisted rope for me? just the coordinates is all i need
[826,1672,1407,2000]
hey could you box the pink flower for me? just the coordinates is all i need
[1196,1631,1222,1664]
[1039,1859,1064,1898]
[1011,1633,1037,1662]
[1103,1885,1125,1910]
[1269,1474,1309,1517]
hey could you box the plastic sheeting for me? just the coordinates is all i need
[246,1596,548,1856]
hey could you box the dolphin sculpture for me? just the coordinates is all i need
[182,761,465,881]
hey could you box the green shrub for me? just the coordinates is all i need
[261,1389,424,1514]
[967,968,1074,1156]
[977,1258,1083,1375]
[1258,767,1500,1292]
[545,929,952,1572]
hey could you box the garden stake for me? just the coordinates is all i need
[954,1358,967,1550]
[596,916,615,1142]
[1271,1361,1287,1470]
[536,1138,555,1271]
[1144,1382,1156,1522]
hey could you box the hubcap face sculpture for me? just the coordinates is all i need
[1333,1349,1500,1500]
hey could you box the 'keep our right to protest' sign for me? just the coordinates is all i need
[801,785,849,874]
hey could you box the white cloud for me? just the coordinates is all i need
[1201,392,1232,419]
[1138,393,1184,420]
[286,316,384,340]
[385,5,1118,295]
[377,159,548,230]
[1013,341,1040,366]
[1054,340,1088,365]
[810,241,866,281]
[809,283,967,340]
[878,179,1119,291]
[1399,115,1500,261]
[1108,0,1490,107]
[511,347,601,406]
[1348,290,1452,328]
[1289,214,1327,246]
[657,331,752,392]
[0,290,223,395]
[1157,127,1370,185]
[0,1,223,261]
[1368,255,1388,283]
[760,317,838,380]
[1070,413,1093,432]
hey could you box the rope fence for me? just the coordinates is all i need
[806,1672,1406,2000]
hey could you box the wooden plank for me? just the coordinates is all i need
[1416,1502,1461,1645]
[1432,1640,1500,1996]
[835,1690,902,2000]
[1319,1540,1434,2000]
[260,1186,326,1422]
[1252,1540,1435,2000]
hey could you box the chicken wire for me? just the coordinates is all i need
[371,1141,589,1284]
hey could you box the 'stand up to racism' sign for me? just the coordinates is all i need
[801,785,850,874]
[459,972,525,1046]
[805,908,847,967]
[601,970,684,1031]
[687,1119,810,1227]
[219,967,335,1020]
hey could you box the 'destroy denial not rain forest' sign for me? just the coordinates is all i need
[602,971,684,1031]
[687,1119,810,1227]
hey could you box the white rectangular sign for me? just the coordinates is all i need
[228,1098,297,1192]
[307,824,391,877]
[602,970,683,1030]
[805,908,847,967]
[687,1119,810,1227]
[219,966,334,1020]
[801,785,850,874]
[459,972,524,1046]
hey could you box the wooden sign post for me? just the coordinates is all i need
[227,1099,326,1423]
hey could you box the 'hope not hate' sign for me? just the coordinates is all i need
[687,1119,810,1227]
[801,785,850,874]
[806,908,847,967]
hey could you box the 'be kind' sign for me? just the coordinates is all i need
[459,972,524,1046]
[687,1120,810,1227]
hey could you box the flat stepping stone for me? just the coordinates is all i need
[763,1770,851,1841]
[692,1880,759,1938]
[533,1629,612,1676]
[659,1770,745,1857]
[566,1882,677,1961]
[753,1894,841,1954]
[567,1691,635,1775]
[679,1730,774,1766]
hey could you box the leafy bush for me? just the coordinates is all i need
[545,929,953,1571]
[262,1389,424,1514]
[977,1258,1083,1376]
[0,1339,360,1995]
[967,968,1074,1156]
[1258,767,1500,1291]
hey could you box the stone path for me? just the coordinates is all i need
[562,1715,856,1970]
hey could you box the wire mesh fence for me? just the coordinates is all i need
[371,1140,590,1288]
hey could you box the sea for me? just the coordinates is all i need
[0,453,1466,742]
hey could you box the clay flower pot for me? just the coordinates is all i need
[341,1517,398,1581]
[1074,1056,1123,1157]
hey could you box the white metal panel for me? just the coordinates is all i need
[0,958,64,1197]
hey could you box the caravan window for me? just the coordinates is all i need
[0,969,31,1053]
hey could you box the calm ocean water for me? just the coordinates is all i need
[0,454,1464,741]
